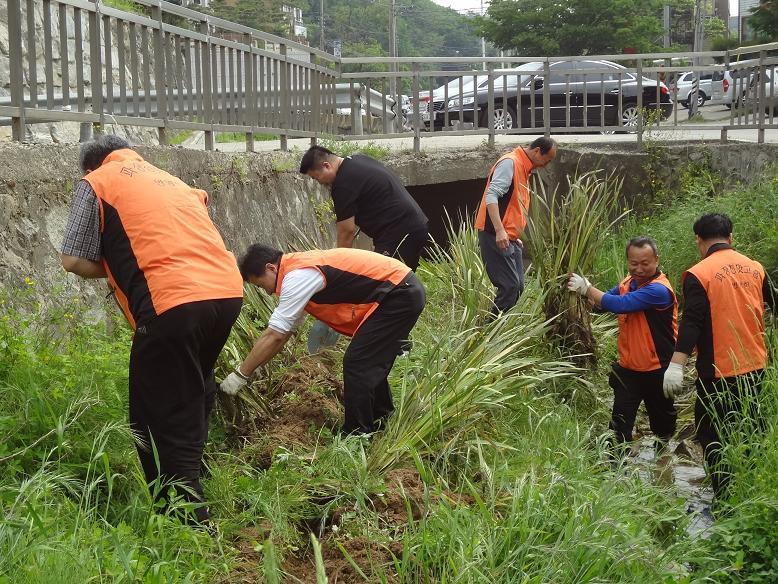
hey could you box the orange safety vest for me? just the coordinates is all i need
[684,248,767,378]
[275,249,411,337]
[83,149,243,329]
[475,147,533,241]
[616,272,678,372]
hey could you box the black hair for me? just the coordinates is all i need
[79,134,131,173]
[528,136,557,155]
[693,213,733,240]
[299,145,336,174]
[625,236,658,256]
[239,244,283,281]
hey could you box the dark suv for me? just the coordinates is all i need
[426,59,673,130]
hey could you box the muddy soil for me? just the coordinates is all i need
[242,353,345,468]
[283,536,403,584]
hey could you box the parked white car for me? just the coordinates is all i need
[674,71,714,109]
[712,67,778,110]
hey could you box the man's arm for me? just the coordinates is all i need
[60,254,106,279]
[484,158,514,250]
[238,328,292,376]
[670,273,709,366]
[336,216,358,248]
[763,273,775,313]
[60,180,105,279]
[595,283,673,314]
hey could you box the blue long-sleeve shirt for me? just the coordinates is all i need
[600,279,673,314]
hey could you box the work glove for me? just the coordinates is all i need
[662,362,684,400]
[220,369,249,396]
[307,320,341,355]
[567,273,591,296]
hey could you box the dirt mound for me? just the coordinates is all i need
[249,388,343,468]
[283,535,402,583]
[371,468,426,526]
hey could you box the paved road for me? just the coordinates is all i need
[192,104,778,154]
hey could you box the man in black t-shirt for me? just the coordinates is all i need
[300,145,429,271]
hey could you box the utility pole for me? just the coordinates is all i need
[319,0,324,51]
[689,0,705,118]
[389,0,400,130]
[481,0,486,70]
[663,5,671,48]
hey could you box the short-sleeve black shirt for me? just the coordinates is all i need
[331,154,428,249]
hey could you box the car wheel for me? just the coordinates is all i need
[479,105,517,129]
[725,103,732,110]
[695,91,706,107]
[621,103,640,128]
[680,100,689,109]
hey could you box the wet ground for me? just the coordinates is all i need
[632,434,714,539]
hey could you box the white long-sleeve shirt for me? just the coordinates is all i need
[484,158,514,205]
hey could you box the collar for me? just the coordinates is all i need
[705,242,732,258]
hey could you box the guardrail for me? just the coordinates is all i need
[4,0,778,152]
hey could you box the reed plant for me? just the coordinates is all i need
[525,170,627,365]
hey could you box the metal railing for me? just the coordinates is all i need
[4,0,778,152]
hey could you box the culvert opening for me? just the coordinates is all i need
[406,178,486,249]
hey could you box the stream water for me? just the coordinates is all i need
[633,435,714,538]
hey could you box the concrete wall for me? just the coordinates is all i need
[2,140,776,316]
[0,143,334,318]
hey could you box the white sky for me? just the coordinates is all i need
[432,0,741,17]
[431,0,488,14]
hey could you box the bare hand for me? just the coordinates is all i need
[495,228,509,251]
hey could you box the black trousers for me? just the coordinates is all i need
[341,273,426,435]
[129,297,242,522]
[695,370,764,499]
[609,364,677,443]
[374,226,429,272]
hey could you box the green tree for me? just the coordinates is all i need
[478,0,692,56]
[749,0,778,41]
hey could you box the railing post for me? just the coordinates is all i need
[89,0,104,136]
[152,1,167,145]
[351,84,364,136]
[311,51,320,145]
[636,61,644,147]
[757,50,766,144]
[200,19,214,151]
[244,33,255,152]
[412,65,420,153]
[543,60,551,138]
[487,62,495,147]
[279,42,289,151]
[8,0,25,141]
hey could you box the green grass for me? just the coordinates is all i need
[0,167,777,582]
[593,164,778,292]
[102,0,146,15]
[216,132,280,144]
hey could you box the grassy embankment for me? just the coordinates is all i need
[0,165,776,583]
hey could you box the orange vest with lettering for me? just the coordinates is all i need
[275,249,411,337]
[616,272,678,372]
[83,149,243,329]
[685,248,767,378]
[475,148,533,240]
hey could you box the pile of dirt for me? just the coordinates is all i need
[371,468,426,526]
[249,388,343,468]
[283,535,402,584]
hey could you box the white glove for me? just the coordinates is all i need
[662,363,684,400]
[567,273,591,296]
[220,369,249,396]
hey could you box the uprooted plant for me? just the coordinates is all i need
[525,170,627,366]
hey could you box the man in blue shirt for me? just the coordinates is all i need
[568,237,678,451]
